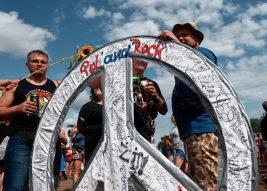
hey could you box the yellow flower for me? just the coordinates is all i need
[81,45,93,58]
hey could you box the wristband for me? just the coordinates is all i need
[153,95,160,103]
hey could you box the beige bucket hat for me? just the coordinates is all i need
[172,22,204,44]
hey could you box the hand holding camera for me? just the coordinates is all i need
[143,82,160,102]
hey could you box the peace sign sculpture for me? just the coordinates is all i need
[30,36,257,191]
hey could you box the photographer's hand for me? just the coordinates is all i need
[144,82,157,98]
[144,82,167,115]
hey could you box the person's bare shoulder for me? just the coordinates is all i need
[53,80,61,87]
[0,85,17,107]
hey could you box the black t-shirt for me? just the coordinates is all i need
[134,77,164,142]
[11,78,56,133]
[261,114,267,140]
[77,101,102,163]
[10,78,56,146]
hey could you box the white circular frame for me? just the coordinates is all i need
[30,36,257,191]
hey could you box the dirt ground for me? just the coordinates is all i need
[57,175,73,191]
[257,164,267,191]
[58,165,267,191]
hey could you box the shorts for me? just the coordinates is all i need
[65,158,73,163]
[184,133,218,191]
[174,149,186,161]
[72,146,85,160]
[166,149,172,157]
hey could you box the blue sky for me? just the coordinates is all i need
[1,0,267,144]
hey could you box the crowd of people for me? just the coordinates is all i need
[0,21,223,191]
[156,114,194,182]
[259,102,267,184]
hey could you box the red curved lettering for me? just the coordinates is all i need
[154,42,166,59]
[80,60,90,76]
[130,38,142,54]
[90,55,99,73]
[142,45,153,57]
[89,62,95,73]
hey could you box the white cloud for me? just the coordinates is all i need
[240,15,260,32]
[105,20,160,41]
[204,38,245,58]
[118,0,161,9]
[0,11,56,57]
[94,0,267,119]
[70,88,91,112]
[101,1,264,59]
[225,61,236,71]
[113,12,124,24]
[224,54,267,103]
[60,88,91,139]
[258,28,267,37]
[148,65,174,100]
[53,8,65,24]
[261,19,267,26]
[239,32,266,47]
[202,13,267,57]
[223,2,238,15]
[247,3,267,16]
[62,112,78,129]
[110,0,224,31]
[82,6,110,19]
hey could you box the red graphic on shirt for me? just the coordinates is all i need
[26,89,52,117]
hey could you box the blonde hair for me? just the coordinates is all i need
[27,50,49,62]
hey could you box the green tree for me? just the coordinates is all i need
[250,118,261,133]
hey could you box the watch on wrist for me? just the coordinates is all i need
[153,95,160,103]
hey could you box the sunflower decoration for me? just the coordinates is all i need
[66,45,94,70]
[81,45,93,58]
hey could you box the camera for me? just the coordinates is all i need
[132,76,140,84]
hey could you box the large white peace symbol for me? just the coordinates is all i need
[30,36,257,191]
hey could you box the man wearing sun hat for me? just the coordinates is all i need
[157,22,218,191]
